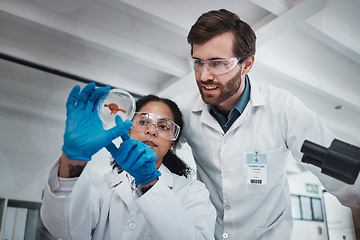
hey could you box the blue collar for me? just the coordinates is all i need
[210,75,250,133]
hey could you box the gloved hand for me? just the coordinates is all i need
[62,82,132,161]
[106,115,161,185]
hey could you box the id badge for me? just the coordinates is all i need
[246,153,267,185]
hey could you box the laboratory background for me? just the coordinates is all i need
[0,0,359,239]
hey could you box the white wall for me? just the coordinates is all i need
[0,59,85,202]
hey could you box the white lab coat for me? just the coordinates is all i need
[176,78,360,240]
[40,160,216,240]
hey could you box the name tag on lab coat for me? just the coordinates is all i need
[246,153,267,185]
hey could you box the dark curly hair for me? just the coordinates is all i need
[111,95,193,178]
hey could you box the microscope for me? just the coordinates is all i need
[301,139,360,184]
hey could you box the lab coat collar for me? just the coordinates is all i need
[103,164,174,208]
[158,164,175,190]
[104,170,136,209]
[104,164,174,189]
[192,94,205,112]
[248,77,265,107]
[191,93,223,132]
[104,169,128,188]
[225,78,266,133]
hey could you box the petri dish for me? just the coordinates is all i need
[97,89,135,129]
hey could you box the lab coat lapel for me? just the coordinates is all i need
[114,181,134,209]
[158,165,174,190]
[227,78,266,133]
[192,95,224,134]
[248,78,265,107]
[107,171,135,209]
[106,166,174,210]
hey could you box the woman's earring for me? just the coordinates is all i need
[170,147,174,151]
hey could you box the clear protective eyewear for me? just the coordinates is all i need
[131,112,180,141]
[189,57,241,75]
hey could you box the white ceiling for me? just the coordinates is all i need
[0,0,359,201]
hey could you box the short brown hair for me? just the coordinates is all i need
[187,9,256,62]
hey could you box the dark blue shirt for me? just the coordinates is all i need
[210,75,250,133]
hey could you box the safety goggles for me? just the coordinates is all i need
[189,57,241,75]
[131,112,180,141]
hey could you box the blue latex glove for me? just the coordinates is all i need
[62,82,132,161]
[106,115,161,185]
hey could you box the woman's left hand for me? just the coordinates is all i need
[106,116,161,185]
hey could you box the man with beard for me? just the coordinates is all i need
[175,9,360,240]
